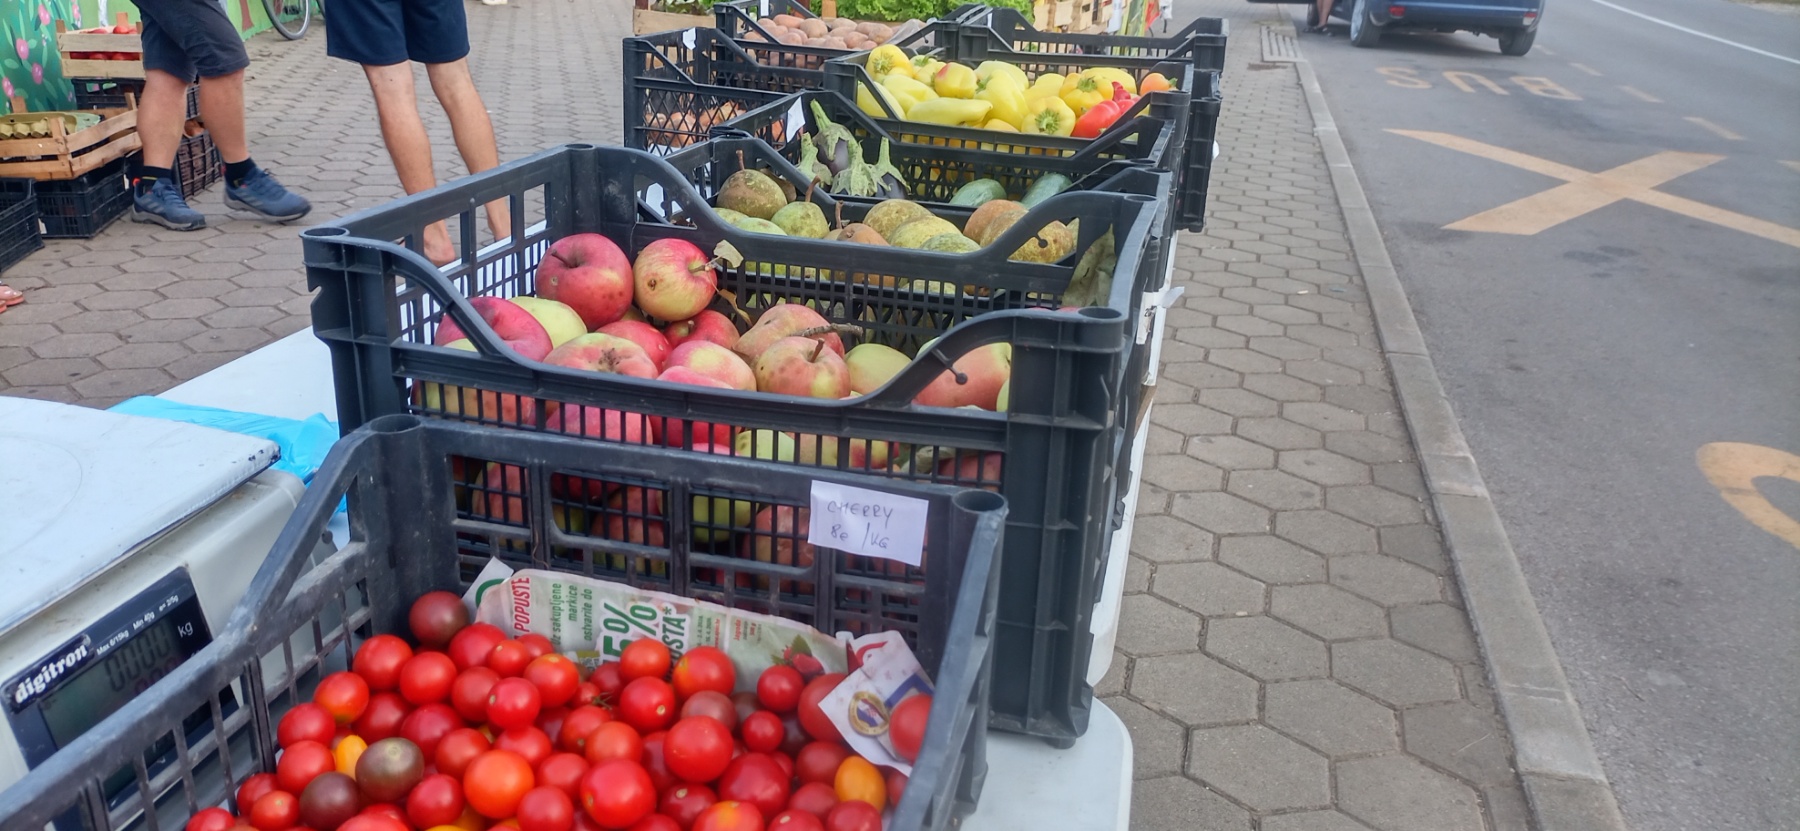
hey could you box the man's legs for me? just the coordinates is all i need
[195,70,250,166]
[137,68,188,170]
[425,59,511,242]
[363,62,457,264]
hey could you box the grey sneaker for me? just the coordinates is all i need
[131,178,205,231]
[225,167,311,222]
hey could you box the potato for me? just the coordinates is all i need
[779,31,806,45]
[772,13,802,27]
[869,24,894,43]
[855,21,883,37]
[804,36,828,46]
[743,29,766,42]
[830,17,857,30]
[798,18,829,38]
[842,33,869,48]
[824,37,848,49]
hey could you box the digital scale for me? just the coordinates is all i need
[0,397,307,803]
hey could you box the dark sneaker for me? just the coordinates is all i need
[130,178,205,231]
[225,167,311,222]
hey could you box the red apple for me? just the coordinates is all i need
[481,460,526,524]
[538,233,634,329]
[433,296,554,361]
[417,340,540,425]
[734,304,843,363]
[934,452,1003,491]
[596,319,672,371]
[913,343,1012,410]
[688,442,750,543]
[665,341,756,392]
[632,238,717,322]
[544,401,650,503]
[601,485,666,546]
[543,333,659,379]
[651,367,736,448]
[666,310,740,351]
[753,337,851,399]
[742,505,816,593]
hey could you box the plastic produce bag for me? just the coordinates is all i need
[107,396,342,510]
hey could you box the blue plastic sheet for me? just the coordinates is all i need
[107,397,346,514]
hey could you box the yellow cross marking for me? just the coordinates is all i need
[1389,130,1800,249]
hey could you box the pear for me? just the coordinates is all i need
[964,199,1026,244]
[888,216,962,249]
[730,216,788,236]
[771,181,830,238]
[863,199,933,240]
[921,232,980,254]
[717,151,789,221]
[1008,220,1075,263]
[715,207,750,224]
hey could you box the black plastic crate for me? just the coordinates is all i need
[0,178,43,274]
[0,415,1007,831]
[300,142,1159,744]
[949,4,1228,69]
[70,78,199,120]
[174,129,222,199]
[35,158,129,239]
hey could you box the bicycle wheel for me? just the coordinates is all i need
[264,0,310,40]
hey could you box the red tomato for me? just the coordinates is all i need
[664,717,734,784]
[658,783,717,828]
[353,692,410,743]
[400,702,461,759]
[518,785,577,831]
[671,647,735,700]
[277,740,336,794]
[399,651,458,705]
[236,772,279,813]
[640,732,677,794]
[338,815,408,831]
[573,680,606,708]
[578,759,656,829]
[359,803,406,821]
[408,591,470,650]
[755,666,804,714]
[619,640,671,683]
[779,716,810,758]
[352,635,414,691]
[716,753,790,818]
[884,768,907,807]
[497,726,556,768]
[278,703,337,748]
[186,806,238,831]
[315,672,372,725]
[525,654,582,708]
[679,691,738,732]
[739,711,784,754]
[887,694,930,763]
[769,810,825,831]
[628,816,682,831]
[794,744,850,786]
[618,678,676,734]
[249,790,300,831]
[518,634,555,660]
[405,773,465,829]
[691,801,764,831]
[590,663,625,704]
[767,752,793,783]
[448,624,507,671]
[786,782,837,819]
[488,677,544,730]
[822,801,879,831]
[539,706,571,743]
[464,749,536,819]
[537,752,589,799]
[584,721,644,765]
[489,640,534,678]
[434,727,491,778]
[731,693,760,725]
[560,705,615,754]
[451,666,502,724]
[795,675,845,743]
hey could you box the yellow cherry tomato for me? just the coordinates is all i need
[835,755,888,811]
[333,734,367,776]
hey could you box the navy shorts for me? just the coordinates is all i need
[131,0,251,82]
[325,0,471,66]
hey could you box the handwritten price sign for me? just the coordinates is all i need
[806,481,930,566]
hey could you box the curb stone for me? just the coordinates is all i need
[1277,15,1632,831]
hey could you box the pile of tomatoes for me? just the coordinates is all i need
[183,592,931,831]
[67,24,140,61]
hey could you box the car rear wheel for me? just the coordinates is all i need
[1498,26,1537,56]
[1349,0,1383,47]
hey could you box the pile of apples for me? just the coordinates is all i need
[184,591,927,831]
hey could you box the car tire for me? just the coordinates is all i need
[1498,26,1537,56]
[1349,0,1382,47]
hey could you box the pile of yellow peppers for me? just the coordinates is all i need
[855,44,1175,137]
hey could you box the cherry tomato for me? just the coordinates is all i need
[488,677,544,730]
[578,759,655,829]
[448,624,507,671]
[537,752,589,799]
[832,757,884,812]
[658,782,717,828]
[353,692,410,743]
[795,675,845,743]
[464,749,535,819]
[786,782,837,819]
[664,717,733,785]
[794,743,850,786]
[755,666,804,714]
[739,711,784,754]
[518,785,577,831]
[538,706,571,744]
[628,816,682,831]
[518,634,555,660]
[731,693,760,725]
[277,740,336,795]
[778,716,809,758]
[339,815,409,831]
[278,703,337,748]
[679,691,738,732]
[489,640,534,678]
[691,801,764,831]
[618,678,676,733]
[584,720,644,765]
[400,651,459,705]
[560,705,615,754]
[573,680,606,708]
[497,726,556,768]
[409,591,470,649]
[619,640,671,683]
[887,694,930,764]
[360,803,406,821]
[400,702,461,759]
[769,810,825,831]
[671,647,734,700]
[451,667,502,724]
[405,773,465,829]
[822,801,879,831]
[884,768,907,807]
[640,732,677,794]
[434,727,490,778]
[186,806,237,831]
[525,654,582,709]
[589,663,625,704]
[249,790,299,831]
[717,753,790,818]
[767,752,794,783]
[352,635,415,691]
[237,772,279,812]
[315,672,372,725]
[334,734,369,775]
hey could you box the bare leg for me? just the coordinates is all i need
[362,62,456,264]
[425,59,510,241]
[138,69,190,169]
[1315,0,1336,30]
[196,69,250,164]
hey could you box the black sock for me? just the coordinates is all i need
[133,166,173,196]
[225,158,256,186]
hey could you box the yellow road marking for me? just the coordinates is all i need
[1697,443,1800,550]
[1389,130,1800,248]
[1570,62,1603,76]
[1620,85,1661,103]
[1684,116,1744,140]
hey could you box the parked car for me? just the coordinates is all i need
[1252,0,1544,55]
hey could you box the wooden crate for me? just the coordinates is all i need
[1076,0,1098,31]
[0,97,139,181]
[631,7,710,35]
[55,16,144,80]
[1033,0,1054,30]
[1053,0,1076,30]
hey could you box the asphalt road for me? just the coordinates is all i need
[1294,1,1800,828]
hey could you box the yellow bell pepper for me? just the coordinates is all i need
[1021,96,1076,136]
[857,81,907,119]
[933,63,978,99]
[1059,70,1109,116]
[975,60,1029,92]
[1083,67,1138,97]
[975,71,1027,130]
[1025,74,1064,102]
[983,119,1017,131]
[867,45,913,80]
[915,58,946,80]
[906,97,993,126]
[882,74,938,104]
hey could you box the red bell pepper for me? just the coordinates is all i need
[1071,82,1137,139]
